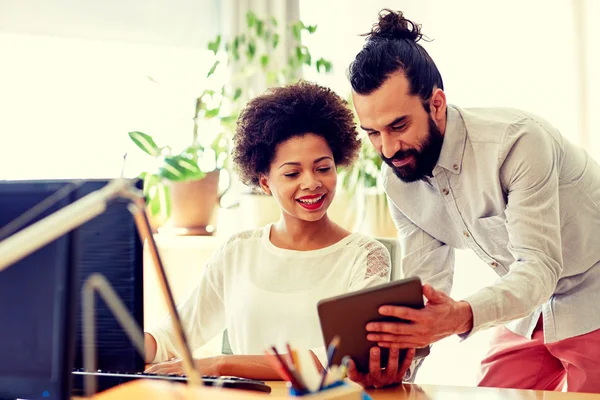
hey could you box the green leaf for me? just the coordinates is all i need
[316,58,325,73]
[220,115,237,124]
[266,70,278,85]
[305,25,317,34]
[270,16,278,27]
[246,11,256,28]
[272,33,280,49]
[128,131,161,157]
[291,23,302,42]
[303,51,312,66]
[142,172,160,196]
[143,174,170,217]
[233,87,242,101]
[296,46,303,62]
[146,183,162,216]
[246,40,257,60]
[206,60,220,78]
[207,35,221,54]
[204,107,220,119]
[256,20,264,36]
[232,37,241,61]
[260,54,269,68]
[315,58,332,74]
[159,155,205,181]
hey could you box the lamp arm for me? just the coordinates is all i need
[82,273,146,397]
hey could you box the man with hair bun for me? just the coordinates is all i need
[347,8,600,393]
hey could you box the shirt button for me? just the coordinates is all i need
[453,164,459,171]
[491,261,499,268]
[442,188,449,195]
[463,231,470,238]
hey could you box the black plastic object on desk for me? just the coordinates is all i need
[71,369,272,394]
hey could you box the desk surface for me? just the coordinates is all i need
[80,380,600,399]
[269,381,600,399]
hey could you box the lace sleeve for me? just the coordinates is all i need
[365,240,392,280]
[348,238,391,291]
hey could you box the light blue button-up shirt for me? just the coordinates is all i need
[384,105,600,343]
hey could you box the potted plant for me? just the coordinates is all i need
[200,11,334,229]
[128,95,230,235]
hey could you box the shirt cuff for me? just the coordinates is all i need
[460,287,497,340]
[404,358,424,383]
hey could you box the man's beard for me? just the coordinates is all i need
[381,117,444,183]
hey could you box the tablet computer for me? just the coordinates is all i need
[317,277,430,373]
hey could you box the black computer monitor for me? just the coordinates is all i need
[69,180,144,375]
[0,179,144,399]
[0,181,76,400]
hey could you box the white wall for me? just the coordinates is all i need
[301,0,591,146]
[300,0,598,387]
[0,0,221,48]
[0,1,222,180]
[584,0,600,160]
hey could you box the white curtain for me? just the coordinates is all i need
[219,0,300,98]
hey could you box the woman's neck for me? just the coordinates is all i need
[270,214,349,251]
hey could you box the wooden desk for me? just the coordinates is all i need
[267,381,600,399]
[79,380,600,400]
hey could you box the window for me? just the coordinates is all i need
[0,0,221,180]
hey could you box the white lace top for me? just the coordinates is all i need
[149,224,391,364]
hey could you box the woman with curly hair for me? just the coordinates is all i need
[143,81,414,384]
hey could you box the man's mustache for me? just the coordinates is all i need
[381,149,419,164]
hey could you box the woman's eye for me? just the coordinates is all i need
[317,167,331,173]
[284,172,299,178]
[367,131,379,137]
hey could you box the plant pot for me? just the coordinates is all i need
[328,189,356,231]
[160,170,221,236]
[356,193,397,239]
[238,193,280,230]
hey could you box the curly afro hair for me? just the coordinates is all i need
[232,81,360,187]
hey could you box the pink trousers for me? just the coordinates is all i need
[478,318,600,393]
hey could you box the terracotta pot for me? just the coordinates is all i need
[328,189,356,230]
[238,193,280,230]
[161,170,221,236]
[358,193,397,238]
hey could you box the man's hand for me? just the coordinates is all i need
[347,347,415,389]
[366,284,473,349]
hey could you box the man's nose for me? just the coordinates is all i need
[381,134,401,159]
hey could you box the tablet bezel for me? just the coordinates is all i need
[317,276,430,373]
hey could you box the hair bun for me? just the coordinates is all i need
[366,9,423,42]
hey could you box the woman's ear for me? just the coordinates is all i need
[429,88,447,125]
[258,174,272,196]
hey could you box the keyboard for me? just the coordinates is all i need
[71,369,272,394]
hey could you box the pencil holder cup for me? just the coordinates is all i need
[287,381,371,400]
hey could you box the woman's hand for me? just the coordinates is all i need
[144,356,225,376]
[346,347,415,389]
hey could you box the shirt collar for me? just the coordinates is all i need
[434,104,467,175]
